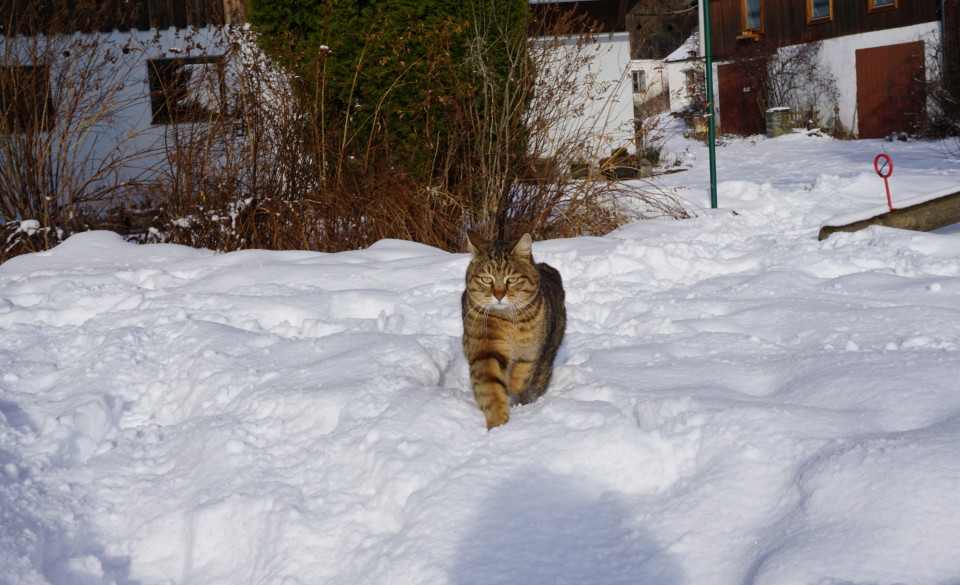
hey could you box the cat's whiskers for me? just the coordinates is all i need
[465,299,492,332]
[511,297,536,324]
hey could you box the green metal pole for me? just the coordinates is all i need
[702,0,719,208]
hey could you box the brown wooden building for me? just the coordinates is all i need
[705,0,949,137]
[708,0,937,57]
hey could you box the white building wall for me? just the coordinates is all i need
[534,31,636,160]
[812,21,940,135]
[2,25,259,197]
[663,33,701,112]
[101,25,254,184]
[665,58,699,112]
[629,58,669,105]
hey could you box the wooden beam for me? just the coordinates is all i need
[818,190,960,240]
[617,0,628,30]
[223,0,245,24]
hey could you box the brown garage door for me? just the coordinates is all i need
[717,62,764,136]
[855,41,925,139]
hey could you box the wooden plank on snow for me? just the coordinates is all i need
[818,190,960,240]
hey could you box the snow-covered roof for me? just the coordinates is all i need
[664,30,700,62]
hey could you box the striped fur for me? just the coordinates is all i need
[461,230,566,429]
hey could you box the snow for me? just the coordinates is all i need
[2,128,960,585]
[663,32,699,63]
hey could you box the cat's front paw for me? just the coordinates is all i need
[484,408,510,430]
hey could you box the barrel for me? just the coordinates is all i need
[765,107,793,138]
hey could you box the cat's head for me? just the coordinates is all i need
[464,230,540,312]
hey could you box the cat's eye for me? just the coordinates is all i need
[506,276,519,284]
[479,276,494,284]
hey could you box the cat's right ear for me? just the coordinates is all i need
[511,233,533,259]
[466,230,484,255]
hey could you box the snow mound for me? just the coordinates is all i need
[2,135,960,585]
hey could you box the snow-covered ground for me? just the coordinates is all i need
[2,129,960,585]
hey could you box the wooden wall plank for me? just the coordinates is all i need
[709,0,938,59]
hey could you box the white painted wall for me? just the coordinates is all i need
[629,58,669,106]
[663,33,701,112]
[812,21,940,135]
[2,25,261,199]
[664,59,694,111]
[533,31,636,160]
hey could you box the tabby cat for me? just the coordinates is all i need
[461,230,566,429]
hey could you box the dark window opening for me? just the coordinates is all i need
[0,64,54,133]
[869,0,898,13]
[632,70,646,93]
[148,56,226,125]
[744,0,763,30]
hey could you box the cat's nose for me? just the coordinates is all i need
[494,291,505,300]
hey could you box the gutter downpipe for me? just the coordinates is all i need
[702,0,719,209]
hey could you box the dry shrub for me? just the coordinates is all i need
[1,0,154,261]
[1,220,63,260]
[725,39,839,133]
[921,35,960,157]
[449,1,690,241]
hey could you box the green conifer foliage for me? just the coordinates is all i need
[247,0,529,190]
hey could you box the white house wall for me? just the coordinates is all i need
[629,58,669,107]
[108,26,255,187]
[533,31,635,160]
[665,59,699,112]
[811,21,940,136]
[2,25,261,202]
[663,32,701,112]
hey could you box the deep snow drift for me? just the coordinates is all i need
[2,130,960,585]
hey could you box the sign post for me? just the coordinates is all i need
[874,154,894,211]
[703,0,718,209]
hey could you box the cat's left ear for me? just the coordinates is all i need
[511,233,533,259]
[466,229,485,256]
